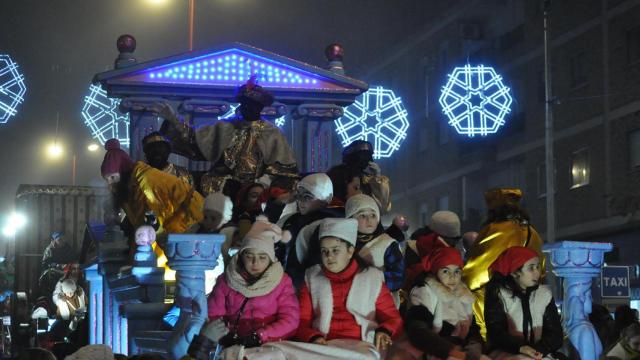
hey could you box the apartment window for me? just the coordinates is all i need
[627,26,640,64]
[569,52,588,87]
[419,203,429,226]
[437,195,450,211]
[630,129,640,169]
[571,148,590,188]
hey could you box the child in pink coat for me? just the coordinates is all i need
[206,218,299,358]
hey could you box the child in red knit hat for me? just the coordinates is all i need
[484,247,564,360]
[402,247,487,360]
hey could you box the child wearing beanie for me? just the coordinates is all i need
[345,194,405,304]
[263,218,402,360]
[484,247,563,360]
[403,247,487,360]
[203,218,299,359]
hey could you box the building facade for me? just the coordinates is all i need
[359,0,640,274]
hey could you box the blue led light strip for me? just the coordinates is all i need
[144,49,321,88]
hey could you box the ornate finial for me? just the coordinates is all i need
[324,43,344,62]
[324,43,345,75]
[115,35,138,69]
[117,34,136,54]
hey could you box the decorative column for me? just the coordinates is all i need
[84,263,103,345]
[164,234,225,360]
[543,241,612,360]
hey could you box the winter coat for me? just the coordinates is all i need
[485,283,563,356]
[355,231,405,293]
[207,255,300,343]
[297,259,403,343]
[405,273,482,359]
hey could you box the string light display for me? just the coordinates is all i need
[334,86,409,159]
[81,84,130,147]
[439,64,513,137]
[0,54,27,124]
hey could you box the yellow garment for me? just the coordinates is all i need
[121,162,204,279]
[121,162,203,233]
[462,219,545,339]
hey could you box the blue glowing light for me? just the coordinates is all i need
[81,84,130,147]
[439,64,513,137]
[143,49,323,89]
[219,104,286,128]
[334,86,409,159]
[0,54,27,124]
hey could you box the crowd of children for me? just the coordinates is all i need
[172,175,584,360]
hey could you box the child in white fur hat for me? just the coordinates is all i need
[345,194,405,305]
[253,218,403,360]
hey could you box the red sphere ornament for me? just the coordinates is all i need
[325,43,344,62]
[117,34,137,53]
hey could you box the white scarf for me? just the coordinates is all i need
[225,253,284,298]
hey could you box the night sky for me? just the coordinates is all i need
[0,0,445,216]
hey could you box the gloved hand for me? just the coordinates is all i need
[218,332,240,348]
[240,331,262,348]
[201,318,229,342]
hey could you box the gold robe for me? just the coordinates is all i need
[162,162,194,187]
[462,219,545,339]
[120,162,204,280]
[162,118,298,195]
[121,162,204,234]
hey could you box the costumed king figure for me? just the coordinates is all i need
[142,131,194,186]
[100,138,204,244]
[462,188,545,339]
[153,76,299,200]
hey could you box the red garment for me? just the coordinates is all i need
[297,260,403,342]
[404,233,451,291]
[422,247,464,273]
[416,232,449,258]
[490,246,538,276]
[100,139,135,177]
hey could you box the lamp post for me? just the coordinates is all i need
[543,0,555,245]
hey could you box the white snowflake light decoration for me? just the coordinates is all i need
[81,84,130,147]
[439,64,513,137]
[0,54,27,124]
[334,86,409,159]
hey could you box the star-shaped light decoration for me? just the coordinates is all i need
[0,54,27,124]
[334,86,409,159]
[439,64,513,137]
[81,84,130,147]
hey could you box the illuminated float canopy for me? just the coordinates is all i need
[439,64,513,137]
[95,42,367,105]
[0,54,27,124]
[334,86,409,159]
[82,84,130,147]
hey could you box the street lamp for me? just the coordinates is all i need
[2,212,27,238]
[46,142,63,159]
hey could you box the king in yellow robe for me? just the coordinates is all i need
[462,188,545,339]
